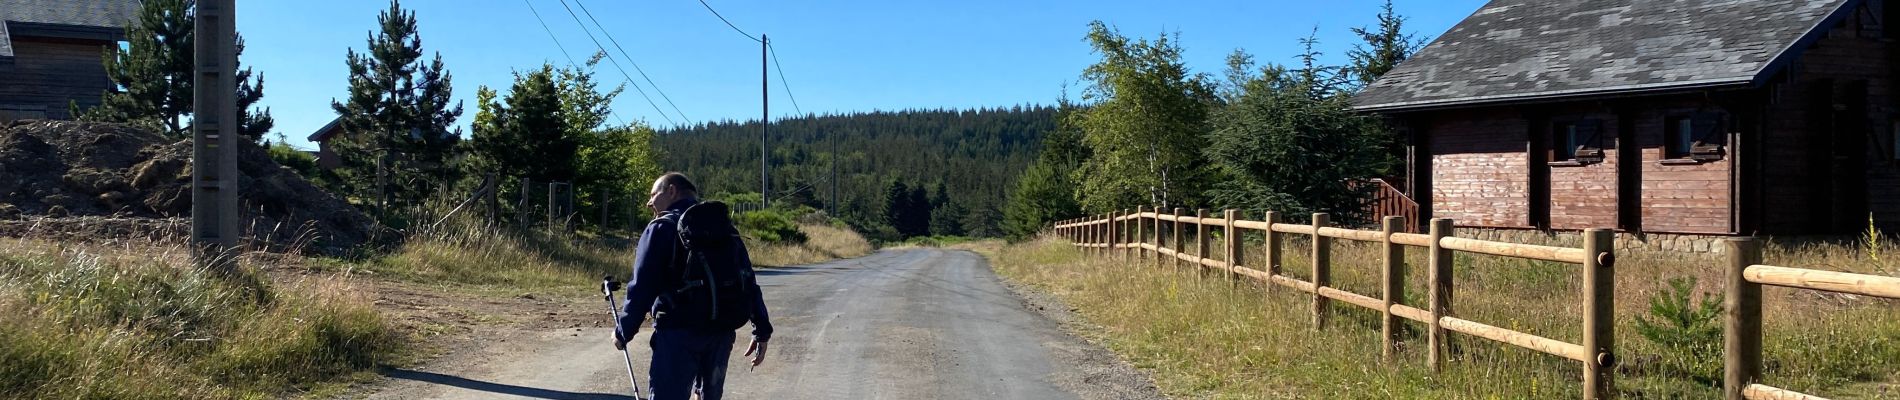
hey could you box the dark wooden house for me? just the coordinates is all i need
[0,0,137,122]
[1355,0,1900,237]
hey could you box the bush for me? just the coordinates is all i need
[1634,277,1724,384]
[737,210,807,244]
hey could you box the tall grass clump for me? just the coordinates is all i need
[991,233,1900,399]
[0,239,395,399]
[365,214,629,289]
[748,222,874,267]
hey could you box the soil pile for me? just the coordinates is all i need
[0,120,385,254]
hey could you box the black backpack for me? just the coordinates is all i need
[661,201,756,331]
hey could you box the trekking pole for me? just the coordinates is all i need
[603,276,645,400]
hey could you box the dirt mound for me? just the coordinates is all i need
[0,120,386,254]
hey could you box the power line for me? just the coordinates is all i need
[570,0,693,124]
[767,41,802,116]
[524,0,628,126]
[524,0,580,67]
[696,0,761,43]
[556,0,677,126]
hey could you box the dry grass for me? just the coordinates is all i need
[748,223,875,267]
[358,221,630,290]
[0,238,396,399]
[989,234,1900,399]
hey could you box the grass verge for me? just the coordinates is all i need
[988,236,1900,399]
[0,239,396,399]
[357,219,872,291]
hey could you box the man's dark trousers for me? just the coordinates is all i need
[648,328,736,400]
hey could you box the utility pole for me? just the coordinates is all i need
[191,0,239,273]
[760,34,770,206]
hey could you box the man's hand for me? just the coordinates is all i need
[742,338,768,370]
[612,330,629,351]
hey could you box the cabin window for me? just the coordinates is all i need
[1551,119,1603,164]
[1664,113,1727,162]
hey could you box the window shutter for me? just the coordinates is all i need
[1691,113,1726,160]
[1576,119,1605,162]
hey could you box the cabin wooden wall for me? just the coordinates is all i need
[0,36,113,121]
[1761,7,1897,234]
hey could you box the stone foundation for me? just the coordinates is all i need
[1456,227,1732,255]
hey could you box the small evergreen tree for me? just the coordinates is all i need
[83,0,272,140]
[330,0,464,217]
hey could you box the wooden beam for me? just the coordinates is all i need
[1312,213,1332,331]
[1429,218,1455,372]
[1441,316,1591,363]
[1382,216,1406,361]
[1583,228,1615,400]
[1726,238,1765,400]
[1439,237,1590,264]
[1744,265,1900,299]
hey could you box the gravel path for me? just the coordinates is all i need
[353,248,1161,400]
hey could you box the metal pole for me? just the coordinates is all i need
[752,34,760,206]
[191,0,239,273]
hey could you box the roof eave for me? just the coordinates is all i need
[1747,0,1863,87]
[1354,79,1754,113]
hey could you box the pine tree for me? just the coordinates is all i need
[1347,0,1426,87]
[82,0,272,140]
[330,0,464,217]
[908,186,932,237]
[882,181,912,237]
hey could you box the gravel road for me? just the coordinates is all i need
[358,248,1161,400]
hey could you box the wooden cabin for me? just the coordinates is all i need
[1355,0,1900,239]
[0,0,138,122]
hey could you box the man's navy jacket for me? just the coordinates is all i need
[616,198,774,343]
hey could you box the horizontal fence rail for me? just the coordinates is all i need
[1052,208,1617,399]
[1724,239,1900,400]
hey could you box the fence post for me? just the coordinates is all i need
[548,182,560,234]
[1226,209,1241,286]
[1130,209,1140,260]
[1264,211,1281,294]
[1312,213,1331,331]
[1155,207,1166,270]
[1173,207,1185,273]
[518,178,533,228]
[1724,238,1763,400]
[1428,218,1454,372]
[1583,228,1615,400]
[1109,209,1124,261]
[1196,209,1210,279]
[1382,216,1405,361]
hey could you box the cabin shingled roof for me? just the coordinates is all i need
[0,21,12,57]
[1353,0,1857,112]
[0,0,137,57]
[0,0,139,28]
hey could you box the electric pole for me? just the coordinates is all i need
[760,34,770,206]
[192,0,240,273]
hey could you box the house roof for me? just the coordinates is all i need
[0,0,138,28]
[0,22,12,57]
[308,117,344,142]
[0,0,137,56]
[1353,0,1859,112]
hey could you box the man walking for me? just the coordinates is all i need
[614,172,773,400]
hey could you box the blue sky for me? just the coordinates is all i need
[240,0,1488,150]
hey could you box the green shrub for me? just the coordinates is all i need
[737,210,807,244]
[1633,277,1724,384]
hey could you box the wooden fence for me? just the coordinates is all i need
[1052,211,1900,400]
[1054,208,1617,399]
[1723,238,1900,400]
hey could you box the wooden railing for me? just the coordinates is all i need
[1723,239,1900,400]
[1052,208,1618,400]
[1365,178,1420,233]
